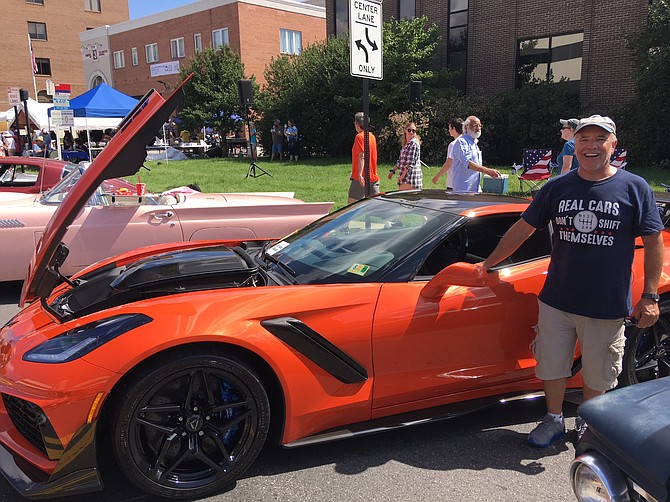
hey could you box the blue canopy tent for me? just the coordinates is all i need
[48,83,139,160]
[67,83,138,118]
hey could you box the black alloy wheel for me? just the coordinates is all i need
[111,354,270,499]
[620,312,670,387]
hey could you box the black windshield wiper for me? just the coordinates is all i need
[263,252,297,281]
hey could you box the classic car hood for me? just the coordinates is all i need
[578,377,670,494]
[21,77,191,306]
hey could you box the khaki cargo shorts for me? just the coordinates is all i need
[531,300,626,392]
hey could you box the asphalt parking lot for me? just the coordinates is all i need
[0,281,578,502]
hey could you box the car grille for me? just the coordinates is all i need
[2,393,48,456]
[629,480,660,502]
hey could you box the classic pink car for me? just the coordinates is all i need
[0,157,77,194]
[0,164,333,282]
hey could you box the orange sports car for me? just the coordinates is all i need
[1,83,669,500]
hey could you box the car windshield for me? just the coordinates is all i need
[40,164,120,206]
[265,197,459,283]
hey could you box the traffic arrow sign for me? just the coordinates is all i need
[349,0,383,80]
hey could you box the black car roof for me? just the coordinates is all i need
[377,189,531,214]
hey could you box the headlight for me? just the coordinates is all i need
[570,452,630,502]
[23,314,152,363]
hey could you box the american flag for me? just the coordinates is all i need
[610,148,628,169]
[522,149,552,178]
[29,36,38,73]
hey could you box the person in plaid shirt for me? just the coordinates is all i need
[388,122,422,190]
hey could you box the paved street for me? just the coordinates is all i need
[0,281,578,502]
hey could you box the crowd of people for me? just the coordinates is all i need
[269,118,300,162]
[0,127,18,157]
[0,124,119,159]
[348,112,504,202]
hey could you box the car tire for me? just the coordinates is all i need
[110,352,270,499]
[620,309,670,387]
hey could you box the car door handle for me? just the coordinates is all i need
[152,211,174,218]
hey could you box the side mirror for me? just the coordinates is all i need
[421,262,488,300]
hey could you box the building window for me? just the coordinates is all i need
[28,21,47,41]
[171,37,185,58]
[280,29,302,55]
[194,33,202,53]
[113,50,125,68]
[334,0,348,37]
[35,57,51,75]
[517,32,583,95]
[26,0,44,5]
[398,0,415,19]
[212,28,229,49]
[145,43,159,63]
[448,0,468,92]
[131,47,138,66]
[84,0,101,12]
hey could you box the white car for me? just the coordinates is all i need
[0,165,332,282]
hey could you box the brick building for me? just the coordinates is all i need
[1,0,128,110]
[81,0,326,99]
[328,0,647,109]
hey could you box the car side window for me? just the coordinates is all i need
[420,215,552,275]
[0,164,39,186]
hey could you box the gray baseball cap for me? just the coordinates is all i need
[575,115,616,134]
[560,118,579,129]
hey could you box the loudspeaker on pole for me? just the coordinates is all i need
[409,81,422,103]
[237,79,254,107]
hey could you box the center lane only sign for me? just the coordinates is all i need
[349,0,383,80]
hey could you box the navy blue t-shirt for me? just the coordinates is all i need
[522,169,664,319]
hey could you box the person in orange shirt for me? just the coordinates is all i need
[349,112,379,204]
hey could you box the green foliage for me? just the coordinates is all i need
[373,17,455,118]
[379,81,579,166]
[259,37,360,157]
[378,94,490,165]
[178,47,252,134]
[257,16,453,159]
[624,0,670,164]
[483,81,580,164]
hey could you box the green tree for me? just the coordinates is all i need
[625,0,670,164]
[258,16,453,159]
[178,46,252,134]
[484,81,579,163]
[259,36,360,156]
[374,16,453,116]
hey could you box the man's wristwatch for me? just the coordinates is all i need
[641,292,660,302]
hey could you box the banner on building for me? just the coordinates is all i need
[150,61,180,78]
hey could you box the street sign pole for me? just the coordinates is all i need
[363,79,370,197]
[349,0,383,199]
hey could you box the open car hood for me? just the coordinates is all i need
[21,77,190,306]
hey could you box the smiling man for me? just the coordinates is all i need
[478,114,665,447]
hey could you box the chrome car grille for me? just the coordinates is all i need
[2,393,48,456]
[630,480,660,502]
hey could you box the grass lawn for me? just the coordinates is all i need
[137,154,670,211]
